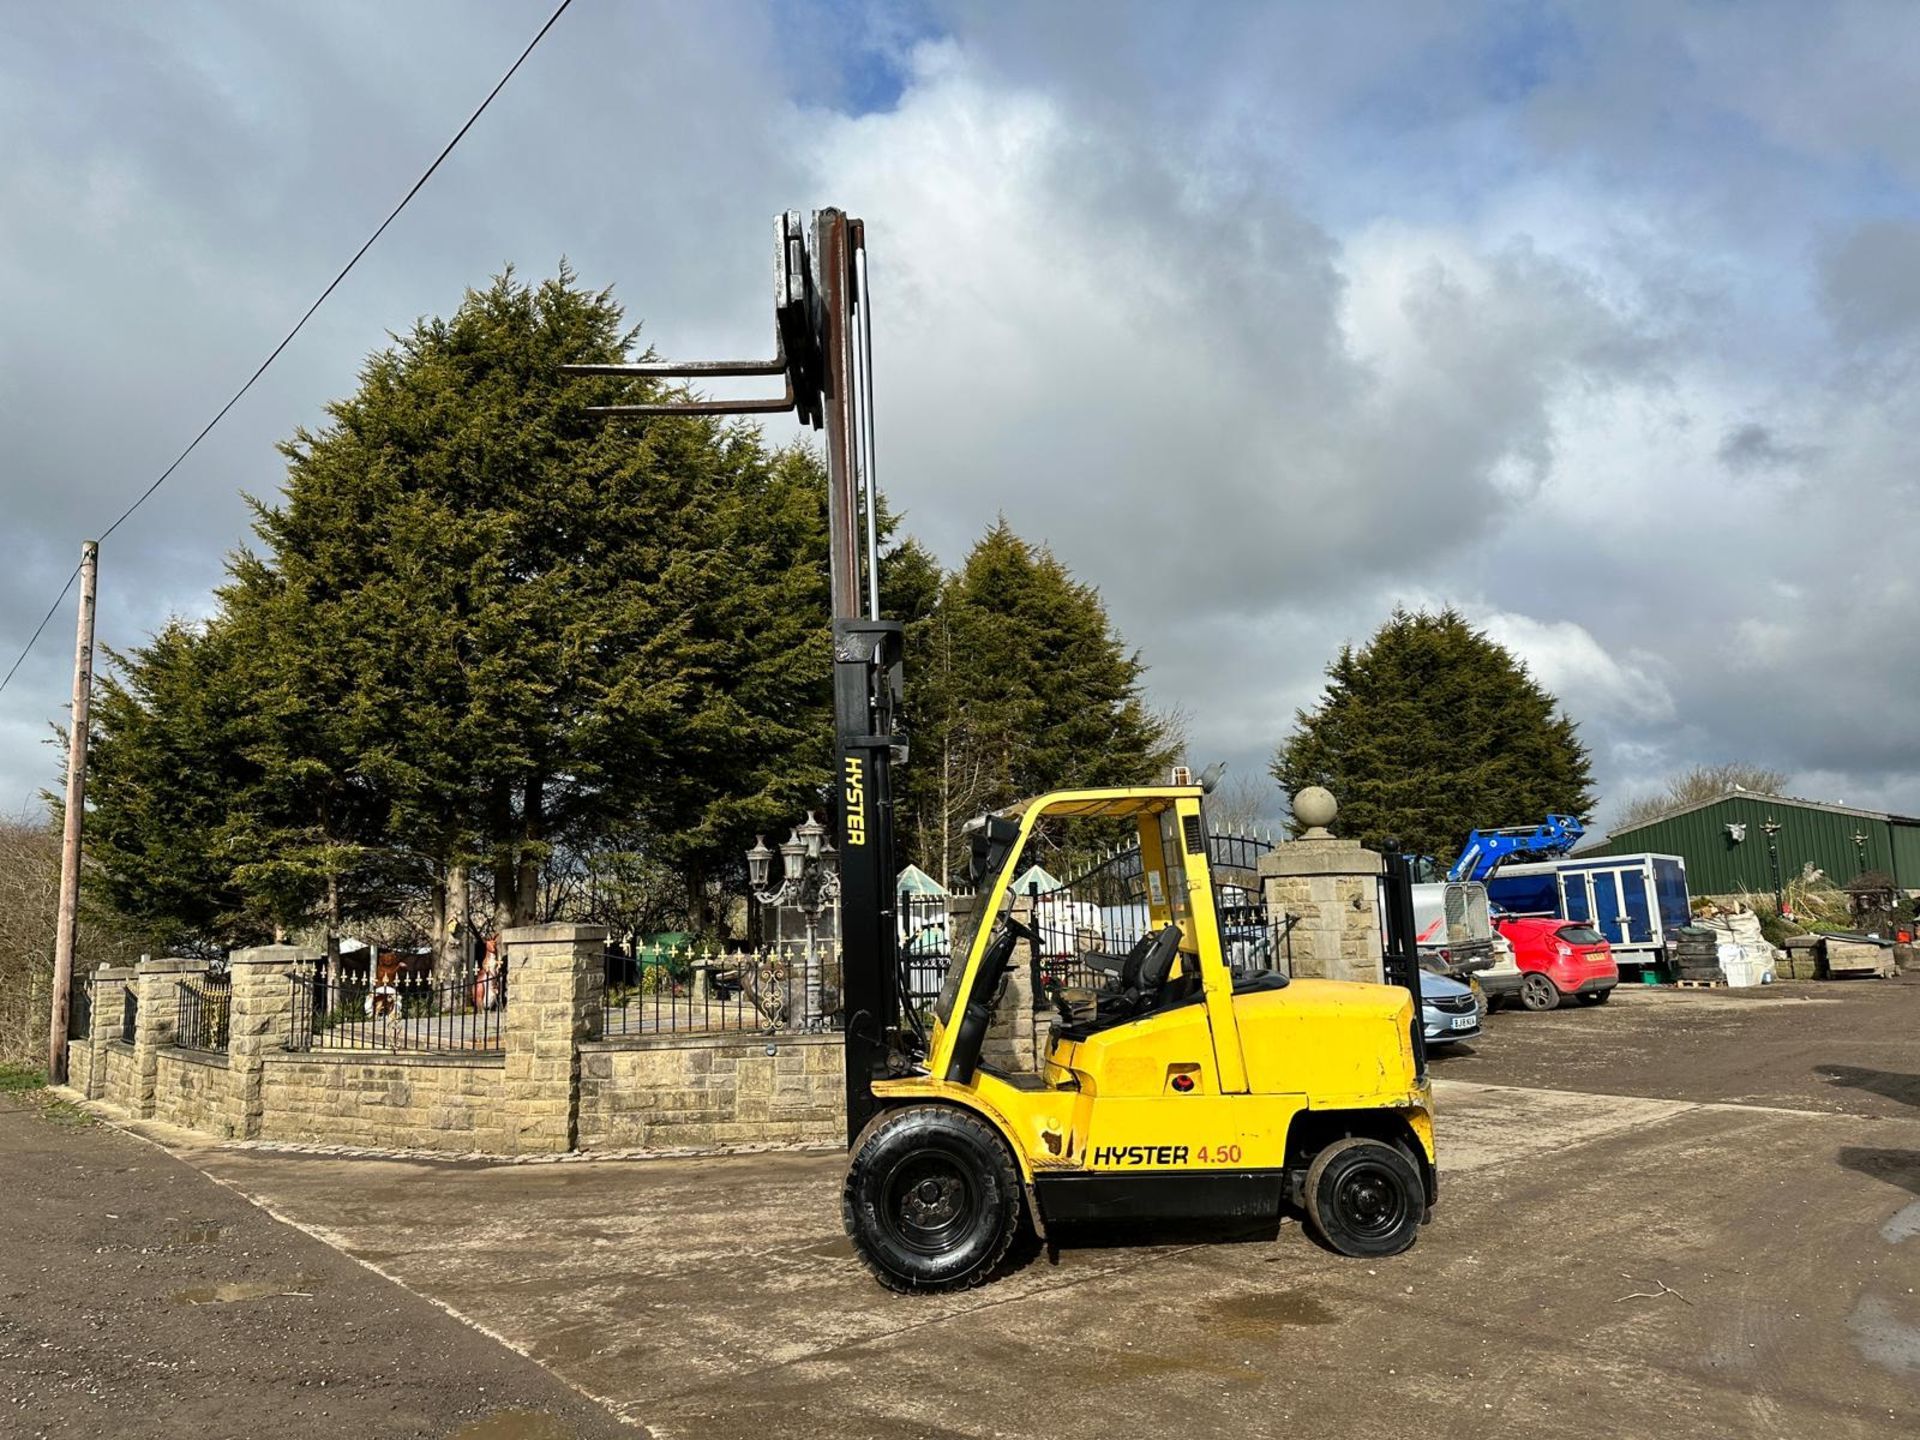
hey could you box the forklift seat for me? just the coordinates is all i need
[1073,928,1158,988]
[1053,924,1184,1036]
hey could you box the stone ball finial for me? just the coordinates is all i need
[1293,786,1337,838]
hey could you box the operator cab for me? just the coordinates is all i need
[928,787,1292,1083]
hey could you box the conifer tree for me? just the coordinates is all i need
[89,267,842,945]
[897,521,1174,880]
[84,622,258,951]
[1272,607,1595,862]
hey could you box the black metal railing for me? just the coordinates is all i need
[1021,880,1296,993]
[1023,882,1154,992]
[287,967,506,1052]
[1218,900,1297,977]
[175,973,232,1052]
[1058,827,1277,905]
[898,894,952,1010]
[67,976,93,1040]
[599,946,844,1037]
[121,987,138,1044]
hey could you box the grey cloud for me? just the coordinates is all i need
[1820,221,1920,350]
[1716,423,1815,474]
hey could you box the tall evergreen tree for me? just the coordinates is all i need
[896,520,1174,881]
[84,622,258,952]
[89,267,843,948]
[1272,607,1595,862]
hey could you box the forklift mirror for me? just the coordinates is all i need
[963,814,1022,887]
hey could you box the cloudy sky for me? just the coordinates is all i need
[4,0,1918,831]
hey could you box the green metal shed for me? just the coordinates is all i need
[1584,792,1920,895]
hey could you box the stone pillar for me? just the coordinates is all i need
[131,957,202,1117]
[228,944,315,1140]
[82,963,134,1101]
[500,923,605,1155]
[1257,788,1385,985]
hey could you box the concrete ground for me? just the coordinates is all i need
[29,974,1920,1438]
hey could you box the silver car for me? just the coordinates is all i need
[1418,966,1483,1046]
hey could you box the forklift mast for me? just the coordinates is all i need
[564,209,904,1143]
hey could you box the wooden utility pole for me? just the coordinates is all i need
[47,540,99,1084]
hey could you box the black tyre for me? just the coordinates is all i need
[1304,1137,1424,1258]
[1577,988,1611,1006]
[1519,971,1562,1012]
[842,1104,1022,1294]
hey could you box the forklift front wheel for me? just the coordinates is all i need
[843,1105,1022,1293]
[1303,1137,1424,1258]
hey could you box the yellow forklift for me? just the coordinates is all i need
[570,209,1436,1293]
[846,785,1435,1290]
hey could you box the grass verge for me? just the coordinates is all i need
[0,1061,47,1093]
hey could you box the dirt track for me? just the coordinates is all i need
[1436,972,1920,1117]
[0,1089,636,1440]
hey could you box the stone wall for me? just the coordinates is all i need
[227,944,311,1140]
[128,957,204,1117]
[100,1041,138,1113]
[66,1036,94,1096]
[154,1049,239,1137]
[578,1031,844,1150]
[74,965,134,1102]
[82,924,848,1157]
[257,1052,511,1151]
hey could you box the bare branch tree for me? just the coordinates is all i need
[1615,763,1791,832]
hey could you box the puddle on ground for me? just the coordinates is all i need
[170,1219,224,1244]
[453,1412,574,1440]
[1881,1200,1920,1245]
[1202,1289,1337,1336]
[1849,1295,1920,1376]
[173,1277,323,1305]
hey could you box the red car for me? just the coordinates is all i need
[1492,918,1618,1011]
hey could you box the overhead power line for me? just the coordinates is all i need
[0,0,577,700]
[0,566,82,698]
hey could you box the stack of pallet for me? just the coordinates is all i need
[1823,936,1899,979]
[1669,926,1725,985]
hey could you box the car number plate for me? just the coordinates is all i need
[1450,1015,1477,1030]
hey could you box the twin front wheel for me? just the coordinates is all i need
[842,1105,1425,1292]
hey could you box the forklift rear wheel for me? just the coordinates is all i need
[1519,972,1561,1012]
[1304,1138,1424,1258]
[843,1105,1022,1293]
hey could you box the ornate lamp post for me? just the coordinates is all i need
[746,812,839,1026]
